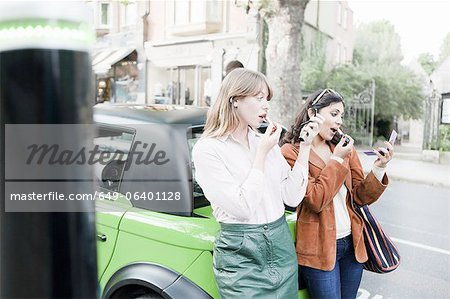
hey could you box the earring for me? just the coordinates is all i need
[233,103,238,108]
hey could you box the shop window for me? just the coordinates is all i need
[201,67,212,106]
[151,66,211,107]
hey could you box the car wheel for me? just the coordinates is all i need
[134,293,163,299]
[109,286,165,299]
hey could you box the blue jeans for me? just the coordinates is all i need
[300,235,363,299]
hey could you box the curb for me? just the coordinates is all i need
[362,169,450,189]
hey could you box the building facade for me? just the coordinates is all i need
[143,1,260,106]
[303,0,354,66]
[89,0,354,106]
[87,0,147,103]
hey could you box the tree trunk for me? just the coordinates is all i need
[260,0,309,126]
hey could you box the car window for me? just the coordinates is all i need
[187,127,207,207]
[94,125,136,193]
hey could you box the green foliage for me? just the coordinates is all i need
[438,32,450,65]
[300,20,425,141]
[369,64,424,120]
[301,52,424,121]
[325,64,369,98]
[418,52,437,75]
[353,20,403,65]
[300,32,328,91]
[437,125,450,151]
[119,0,131,5]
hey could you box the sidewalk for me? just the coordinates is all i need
[357,149,450,188]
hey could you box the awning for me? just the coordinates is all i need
[92,48,135,74]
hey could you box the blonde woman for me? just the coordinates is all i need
[192,68,323,298]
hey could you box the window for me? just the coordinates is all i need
[187,127,207,208]
[174,0,222,25]
[170,0,222,35]
[94,125,135,192]
[100,2,111,27]
[206,0,221,23]
[124,2,137,27]
[174,0,190,25]
[336,43,341,64]
[154,66,211,106]
[343,8,348,29]
[337,2,342,25]
[201,67,212,106]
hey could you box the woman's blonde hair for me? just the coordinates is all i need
[202,68,273,138]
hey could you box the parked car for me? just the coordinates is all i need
[93,103,307,299]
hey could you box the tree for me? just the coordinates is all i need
[417,52,436,75]
[354,22,425,137]
[300,32,328,92]
[438,32,450,65]
[300,20,425,140]
[251,0,310,125]
[353,20,403,66]
[352,21,424,119]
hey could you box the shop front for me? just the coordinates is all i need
[152,65,212,106]
[145,40,217,107]
[92,48,138,103]
[144,34,261,107]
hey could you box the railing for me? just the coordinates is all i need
[345,80,375,146]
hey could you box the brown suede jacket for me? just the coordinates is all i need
[280,143,389,271]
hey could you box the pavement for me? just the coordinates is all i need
[356,146,450,189]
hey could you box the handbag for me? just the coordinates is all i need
[353,203,401,273]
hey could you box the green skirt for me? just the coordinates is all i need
[213,216,298,299]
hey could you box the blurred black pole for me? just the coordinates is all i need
[0,2,97,298]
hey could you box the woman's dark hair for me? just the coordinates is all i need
[281,88,345,145]
[225,60,244,76]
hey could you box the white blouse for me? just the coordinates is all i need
[192,128,308,224]
[331,156,387,239]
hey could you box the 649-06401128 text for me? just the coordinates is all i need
[9,191,182,201]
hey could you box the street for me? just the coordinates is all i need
[358,180,450,299]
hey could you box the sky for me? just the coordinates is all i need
[347,0,450,62]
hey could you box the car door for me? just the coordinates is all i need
[96,194,132,279]
[94,124,135,279]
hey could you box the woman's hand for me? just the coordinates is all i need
[333,134,354,159]
[257,120,282,155]
[373,141,394,168]
[299,115,324,145]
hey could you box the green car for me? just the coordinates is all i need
[93,104,308,299]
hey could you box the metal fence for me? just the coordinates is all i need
[345,80,375,146]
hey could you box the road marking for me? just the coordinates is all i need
[380,221,450,240]
[391,237,450,256]
[357,288,392,299]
